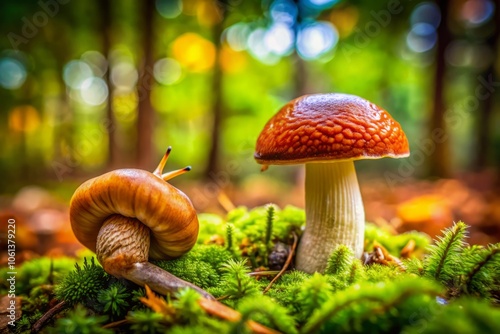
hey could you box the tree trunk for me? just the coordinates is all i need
[100,0,118,169]
[293,0,309,97]
[474,0,499,170]
[428,0,452,177]
[204,14,224,179]
[136,0,155,169]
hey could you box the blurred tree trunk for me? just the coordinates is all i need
[204,7,225,179]
[293,53,309,96]
[137,0,155,169]
[100,0,118,169]
[428,0,452,177]
[474,0,499,170]
[293,0,309,96]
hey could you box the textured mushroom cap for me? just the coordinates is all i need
[70,169,199,260]
[255,93,409,164]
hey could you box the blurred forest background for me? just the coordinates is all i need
[1,0,500,253]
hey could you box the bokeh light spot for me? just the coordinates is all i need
[410,2,441,28]
[0,57,27,89]
[63,60,93,89]
[270,0,297,26]
[461,0,494,26]
[406,23,437,53]
[247,28,281,65]
[220,45,247,73]
[225,23,251,52]
[80,77,109,106]
[154,58,182,85]
[304,0,340,10]
[264,23,294,56]
[297,21,339,60]
[111,62,138,89]
[172,33,216,72]
[8,105,40,132]
[329,6,359,38]
[81,50,108,77]
[156,0,182,19]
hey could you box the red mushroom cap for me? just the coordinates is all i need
[255,93,409,164]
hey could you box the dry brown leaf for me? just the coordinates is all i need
[140,285,175,319]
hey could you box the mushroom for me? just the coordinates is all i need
[70,148,213,299]
[254,94,409,273]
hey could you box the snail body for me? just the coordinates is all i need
[69,148,213,299]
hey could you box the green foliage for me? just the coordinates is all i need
[97,282,130,319]
[213,259,259,306]
[131,287,148,311]
[237,295,298,334]
[424,222,469,284]
[296,273,334,323]
[403,298,500,334]
[172,289,204,325]
[265,204,275,245]
[364,223,431,256]
[301,277,442,334]
[197,204,304,269]
[55,257,109,308]
[365,264,402,283]
[18,207,500,334]
[47,304,111,334]
[155,244,232,289]
[169,289,232,333]
[266,270,310,314]
[325,245,353,276]
[127,310,168,334]
[226,223,234,252]
[17,310,43,333]
[0,256,76,295]
[460,244,500,299]
[156,257,219,290]
[405,257,424,276]
[347,259,366,284]
[188,244,233,274]
[197,213,226,244]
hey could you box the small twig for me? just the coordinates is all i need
[217,191,235,213]
[248,270,281,277]
[102,319,129,329]
[216,295,230,301]
[31,300,67,333]
[263,232,298,294]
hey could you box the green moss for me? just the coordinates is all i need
[16,205,500,334]
[364,223,431,256]
[404,298,500,334]
[127,310,169,334]
[47,304,111,334]
[325,245,354,276]
[0,256,76,295]
[211,259,260,307]
[237,295,298,334]
[156,257,219,290]
[97,282,131,319]
[55,257,109,308]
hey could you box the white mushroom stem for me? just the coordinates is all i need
[295,160,364,273]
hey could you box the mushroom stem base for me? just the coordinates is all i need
[296,161,364,273]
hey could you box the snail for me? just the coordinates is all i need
[69,147,213,299]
